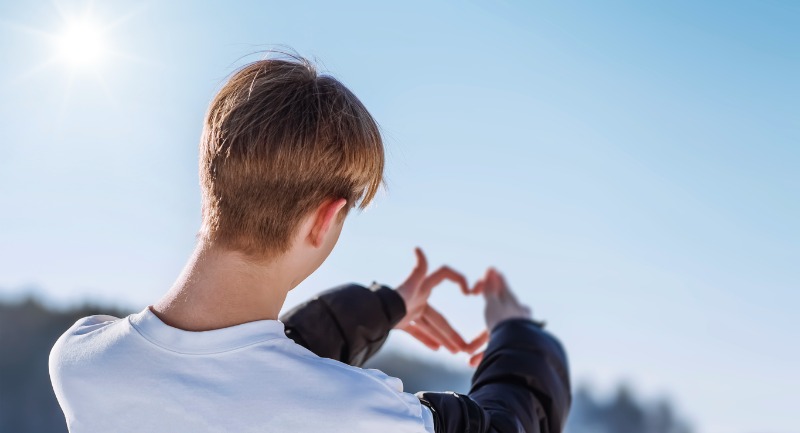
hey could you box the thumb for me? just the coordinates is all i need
[401,247,428,288]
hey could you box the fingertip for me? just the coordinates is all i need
[469,352,483,367]
[488,267,501,285]
[413,247,428,272]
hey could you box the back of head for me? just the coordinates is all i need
[198,52,384,260]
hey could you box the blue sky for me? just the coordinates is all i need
[1,1,797,432]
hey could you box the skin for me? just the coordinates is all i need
[151,196,532,363]
[467,267,533,366]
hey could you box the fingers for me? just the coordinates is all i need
[464,329,489,354]
[422,265,470,295]
[406,318,461,354]
[469,351,484,367]
[491,267,519,302]
[405,316,468,354]
[481,268,500,297]
[488,268,504,297]
[422,306,468,352]
[400,247,429,289]
[403,322,441,351]
[471,277,486,295]
[408,321,489,358]
[411,247,429,285]
[414,247,428,274]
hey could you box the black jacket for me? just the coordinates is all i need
[280,283,571,433]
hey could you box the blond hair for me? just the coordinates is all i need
[198,53,384,259]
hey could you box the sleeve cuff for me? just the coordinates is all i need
[370,282,407,328]
[491,317,546,334]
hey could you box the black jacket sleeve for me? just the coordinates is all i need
[416,318,571,433]
[279,282,406,367]
[280,284,571,432]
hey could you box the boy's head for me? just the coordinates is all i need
[198,53,384,264]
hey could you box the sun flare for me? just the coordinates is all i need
[56,17,107,69]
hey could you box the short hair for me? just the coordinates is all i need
[198,53,384,259]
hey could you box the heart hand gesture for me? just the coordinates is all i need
[394,248,486,354]
[392,248,533,367]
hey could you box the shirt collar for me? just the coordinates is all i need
[128,306,287,355]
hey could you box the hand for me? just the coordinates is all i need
[467,267,532,367]
[394,248,480,354]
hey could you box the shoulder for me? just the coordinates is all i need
[68,314,122,333]
[49,314,126,373]
[55,313,124,341]
[328,361,435,433]
[278,341,434,432]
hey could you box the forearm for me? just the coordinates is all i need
[279,282,406,366]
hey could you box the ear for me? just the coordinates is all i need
[308,198,349,248]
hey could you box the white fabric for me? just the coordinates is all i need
[49,307,436,433]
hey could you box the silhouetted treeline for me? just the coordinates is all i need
[0,295,693,433]
[366,345,694,433]
[0,296,129,433]
[565,385,693,433]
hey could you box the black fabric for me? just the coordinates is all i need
[280,282,406,367]
[417,319,571,433]
[281,284,571,433]
[418,391,485,433]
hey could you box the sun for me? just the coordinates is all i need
[56,17,107,69]
[6,3,141,123]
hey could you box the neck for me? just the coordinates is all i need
[151,240,294,331]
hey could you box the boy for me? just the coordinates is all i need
[49,53,571,433]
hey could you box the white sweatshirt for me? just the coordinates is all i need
[49,307,436,433]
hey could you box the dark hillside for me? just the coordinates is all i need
[0,297,130,433]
